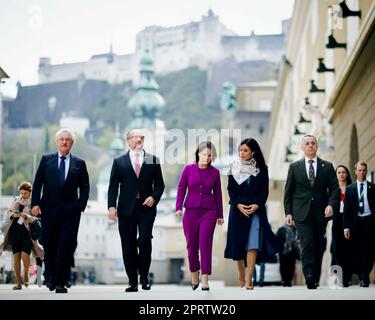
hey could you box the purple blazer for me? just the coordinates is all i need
[175,163,223,218]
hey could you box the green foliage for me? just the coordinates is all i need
[90,82,133,130]
[2,132,42,195]
[157,67,221,131]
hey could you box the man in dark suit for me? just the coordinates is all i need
[31,128,90,293]
[343,161,375,287]
[108,129,165,292]
[284,134,340,289]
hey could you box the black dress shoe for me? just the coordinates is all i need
[306,275,317,289]
[66,281,72,288]
[191,283,199,290]
[360,280,369,287]
[55,286,68,293]
[125,284,138,292]
[47,280,56,292]
[202,286,210,291]
[140,279,151,290]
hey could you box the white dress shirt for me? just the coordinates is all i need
[357,180,371,217]
[304,156,317,179]
[129,149,144,173]
[58,152,71,180]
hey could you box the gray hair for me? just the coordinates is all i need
[126,129,144,140]
[301,134,318,145]
[55,128,76,142]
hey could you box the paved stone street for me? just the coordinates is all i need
[1,281,374,300]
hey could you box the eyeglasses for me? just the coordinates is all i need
[130,135,145,140]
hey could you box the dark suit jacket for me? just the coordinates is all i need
[343,181,375,231]
[284,157,339,222]
[107,151,165,217]
[31,152,90,218]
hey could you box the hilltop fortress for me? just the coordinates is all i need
[38,10,288,84]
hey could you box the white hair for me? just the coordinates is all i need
[55,128,76,142]
[126,129,144,140]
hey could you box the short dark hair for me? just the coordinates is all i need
[194,141,217,164]
[336,165,352,185]
[18,181,32,192]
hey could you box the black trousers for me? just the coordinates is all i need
[279,253,296,284]
[41,211,80,287]
[352,215,375,283]
[118,200,155,285]
[295,207,328,284]
[331,212,352,283]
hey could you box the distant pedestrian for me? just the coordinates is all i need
[343,161,375,287]
[0,182,44,290]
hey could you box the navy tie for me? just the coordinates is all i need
[59,156,66,185]
[359,183,364,214]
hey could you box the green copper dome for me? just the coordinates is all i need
[128,49,166,129]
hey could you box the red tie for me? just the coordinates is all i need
[135,153,141,178]
[135,153,141,199]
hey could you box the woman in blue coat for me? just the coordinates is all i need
[224,138,281,289]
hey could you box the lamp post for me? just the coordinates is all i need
[0,67,10,196]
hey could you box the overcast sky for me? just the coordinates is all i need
[0,0,294,95]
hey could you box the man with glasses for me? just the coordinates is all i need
[108,129,165,292]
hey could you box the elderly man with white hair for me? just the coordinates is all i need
[31,128,90,293]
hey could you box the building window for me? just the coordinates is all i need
[259,99,271,111]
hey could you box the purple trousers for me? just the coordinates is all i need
[183,208,217,275]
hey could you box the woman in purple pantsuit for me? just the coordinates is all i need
[175,142,224,291]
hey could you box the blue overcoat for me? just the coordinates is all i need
[224,168,282,263]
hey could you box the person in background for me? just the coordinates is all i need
[332,165,352,287]
[0,182,44,290]
[276,223,299,287]
[343,161,375,287]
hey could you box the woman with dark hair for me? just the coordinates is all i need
[224,138,281,290]
[0,182,44,290]
[332,165,352,287]
[175,141,224,291]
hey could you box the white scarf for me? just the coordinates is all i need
[9,196,31,225]
[231,157,260,185]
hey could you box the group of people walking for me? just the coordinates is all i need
[0,128,374,293]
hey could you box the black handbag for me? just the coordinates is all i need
[30,218,42,241]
